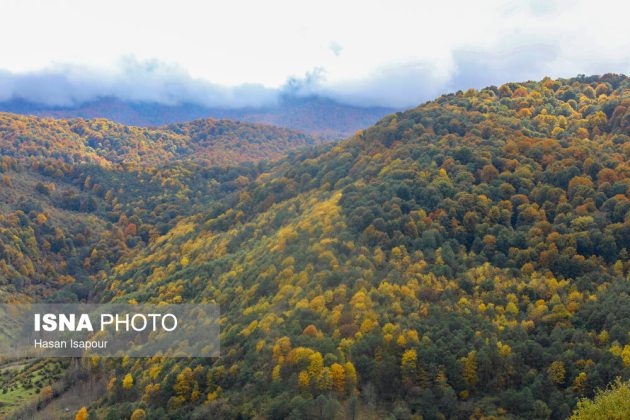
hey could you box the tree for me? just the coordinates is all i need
[573,372,588,396]
[75,406,88,420]
[401,349,417,383]
[131,409,147,420]
[174,367,195,400]
[570,379,630,419]
[621,345,630,367]
[344,362,357,393]
[122,373,134,390]
[347,395,359,420]
[272,364,281,382]
[462,350,478,388]
[298,370,310,393]
[40,385,54,401]
[481,165,499,183]
[316,367,333,392]
[308,352,324,380]
[36,213,48,225]
[330,363,345,395]
[125,223,138,237]
[548,361,566,385]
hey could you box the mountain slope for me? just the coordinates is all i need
[0,113,320,166]
[0,113,315,307]
[1,74,629,419]
[91,74,630,419]
[0,95,395,139]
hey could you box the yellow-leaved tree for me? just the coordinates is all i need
[570,379,630,419]
[75,406,88,420]
[330,363,345,395]
[122,373,134,390]
[462,350,478,388]
[298,370,310,394]
[401,349,417,383]
[131,408,147,420]
[548,361,566,385]
[344,361,357,393]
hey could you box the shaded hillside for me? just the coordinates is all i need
[0,95,395,139]
[0,154,261,301]
[92,74,630,419]
[0,113,320,166]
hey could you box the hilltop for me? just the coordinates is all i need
[0,113,320,166]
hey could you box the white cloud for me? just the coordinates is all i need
[0,0,627,109]
[0,58,278,108]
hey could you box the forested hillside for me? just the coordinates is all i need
[1,74,629,419]
[0,114,315,306]
[0,113,319,166]
[0,111,317,414]
[93,74,630,419]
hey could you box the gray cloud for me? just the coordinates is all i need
[0,47,627,111]
[309,62,448,108]
[0,58,278,109]
[278,43,559,108]
[310,40,627,108]
[270,39,626,108]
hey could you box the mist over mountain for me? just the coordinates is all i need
[0,59,396,138]
[0,95,394,139]
[1,36,626,138]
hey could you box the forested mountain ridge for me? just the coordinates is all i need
[0,95,394,139]
[0,113,320,166]
[1,74,629,419]
[83,74,630,419]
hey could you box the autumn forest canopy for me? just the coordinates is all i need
[0,74,628,419]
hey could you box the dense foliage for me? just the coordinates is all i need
[569,378,630,419]
[0,114,303,302]
[0,113,319,166]
[0,74,629,419]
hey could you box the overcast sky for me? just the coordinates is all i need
[0,0,628,108]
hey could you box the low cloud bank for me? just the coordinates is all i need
[0,58,277,109]
[1,47,627,110]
